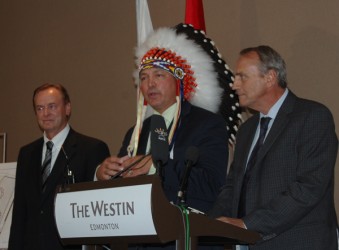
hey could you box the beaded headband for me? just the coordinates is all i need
[139,48,196,101]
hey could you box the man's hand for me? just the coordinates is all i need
[216,216,246,229]
[96,155,130,180]
[121,155,153,178]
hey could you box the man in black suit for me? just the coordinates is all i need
[208,46,338,250]
[9,83,110,250]
[96,24,242,250]
[95,23,241,215]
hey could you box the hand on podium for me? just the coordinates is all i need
[216,216,246,229]
[96,154,152,180]
[120,155,152,178]
[96,155,130,180]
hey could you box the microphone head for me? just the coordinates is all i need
[150,115,169,164]
[185,146,199,165]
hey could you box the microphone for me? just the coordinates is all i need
[61,146,75,185]
[177,146,199,205]
[150,115,169,179]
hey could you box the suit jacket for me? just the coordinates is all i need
[119,101,229,213]
[208,91,338,250]
[9,128,110,250]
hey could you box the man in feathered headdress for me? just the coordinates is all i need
[96,23,241,215]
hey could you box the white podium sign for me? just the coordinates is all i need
[55,184,156,239]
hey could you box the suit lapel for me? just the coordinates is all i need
[256,92,296,164]
[32,139,44,192]
[240,115,260,172]
[232,116,259,202]
[137,118,151,154]
[41,129,77,203]
[169,101,191,148]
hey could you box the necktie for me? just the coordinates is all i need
[41,141,53,189]
[238,117,271,217]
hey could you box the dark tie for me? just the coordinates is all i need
[41,141,53,189]
[238,117,271,217]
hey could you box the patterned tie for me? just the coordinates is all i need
[41,141,53,189]
[238,117,271,217]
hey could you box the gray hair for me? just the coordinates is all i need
[240,45,287,88]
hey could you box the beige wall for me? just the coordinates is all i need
[0,0,338,213]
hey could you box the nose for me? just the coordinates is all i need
[148,76,156,87]
[232,77,240,90]
[42,107,50,116]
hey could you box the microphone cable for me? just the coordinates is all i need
[175,204,190,250]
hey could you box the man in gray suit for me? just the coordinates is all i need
[208,45,338,250]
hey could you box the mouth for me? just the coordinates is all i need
[42,119,54,124]
[147,91,159,99]
[236,92,244,97]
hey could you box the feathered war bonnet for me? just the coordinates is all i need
[127,23,241,157]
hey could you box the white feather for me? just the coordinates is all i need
[134,27,222,113]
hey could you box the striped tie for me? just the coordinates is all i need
[41,141,53,189]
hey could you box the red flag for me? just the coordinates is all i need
[185,0,206,32]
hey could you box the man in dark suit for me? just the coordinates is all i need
[96,24,242,250]
[96,23,241,215]
[208,46,338,250]
[96,67,229,215]
[9,83,110,250]
[118,96,229,213]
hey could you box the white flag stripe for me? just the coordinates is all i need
[136,0,154,46]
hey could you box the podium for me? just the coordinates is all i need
[54,175,260,250]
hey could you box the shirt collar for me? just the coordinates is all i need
[44,124,70,150]
[261,88,289,119]
[153,103,177,128]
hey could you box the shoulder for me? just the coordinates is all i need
[17,137,43,161]
[186,103,226,124]
[293,99,336,138]
[284,93,335,125]
[68,129,108,148]
[181,104,228,141]
[281,91,332,115]
[19,137,43,152]
[295,97,332,113]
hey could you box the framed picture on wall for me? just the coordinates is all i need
[0,133,6,163]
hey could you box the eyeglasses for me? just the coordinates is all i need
[35,103,58,113]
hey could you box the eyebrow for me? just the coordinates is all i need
[139,68,165,76]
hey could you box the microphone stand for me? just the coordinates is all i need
[154,160,165,186]
[176,146,199,207]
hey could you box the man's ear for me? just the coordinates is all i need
[65,102,71,117]
[265,69,277,87]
